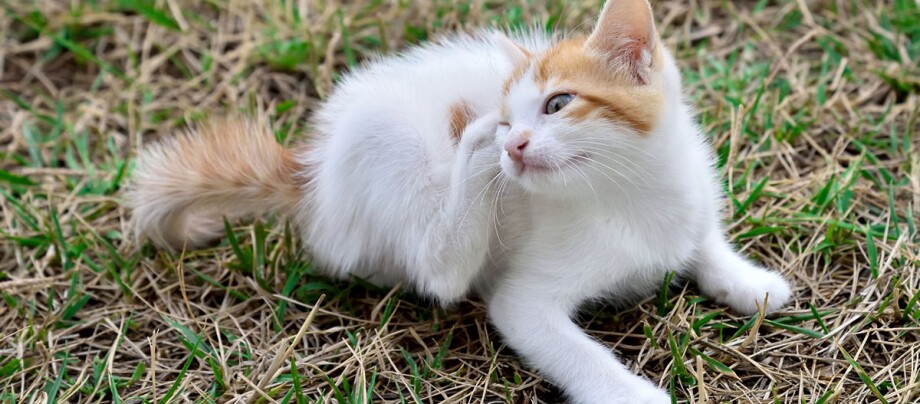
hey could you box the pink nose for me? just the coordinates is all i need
[504,137,529,162]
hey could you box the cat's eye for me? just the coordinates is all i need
[544,94,574,115]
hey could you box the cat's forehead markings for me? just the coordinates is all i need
[566,93,657,134]
[531,37,663,134]
[533,39,587,86]
[503,62,545,123]
[502,58,533,96]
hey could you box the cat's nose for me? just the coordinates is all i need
[504,137,529,162]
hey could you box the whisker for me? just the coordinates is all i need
[562,149,652,186]
[552,158,568,188]
[492,176,510,250]
[458,170,502,237]
[581,162,627,194]
[461,163,502,185]
[572,164,601,203]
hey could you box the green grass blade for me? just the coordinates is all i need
[657,271,676,316]
[159,336,202,404]
[763,319,824,339]
[118,0,181,31]
[688,347,735,375]
[866,231,879,278]
[809,304,830,334]
[0,169,36,186]
[838,345,888,404]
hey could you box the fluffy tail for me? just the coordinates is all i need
[127,116,305,250]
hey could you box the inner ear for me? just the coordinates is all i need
[585,0,657,84]
[495,32,530,66]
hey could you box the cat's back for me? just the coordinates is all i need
[313,31,537,132]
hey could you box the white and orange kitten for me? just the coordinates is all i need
[128,0,793,402]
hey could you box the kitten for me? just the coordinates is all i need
[128,0,793,402]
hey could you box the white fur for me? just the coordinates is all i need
[134,2,793,402]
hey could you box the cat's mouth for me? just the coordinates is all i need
[509,153,590,176]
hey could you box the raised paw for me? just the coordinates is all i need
[458,112,501,155]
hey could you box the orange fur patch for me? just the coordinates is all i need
[448,100,475,143]
[188,117,304,207]
[525,37,664,134]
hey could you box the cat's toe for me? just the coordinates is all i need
[611,376,670,404]
[631,387,671,404]
[761,270,793,313]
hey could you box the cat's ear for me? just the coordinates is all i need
[586,0,657,84]
[494,32,530,65]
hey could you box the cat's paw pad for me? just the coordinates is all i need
[716,266,792,316]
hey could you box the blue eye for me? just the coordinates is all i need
[544,94,574,114]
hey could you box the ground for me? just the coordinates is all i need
[1,0,919,403]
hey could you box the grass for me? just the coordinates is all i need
[1,0,918,402]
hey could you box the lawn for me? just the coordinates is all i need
[1,0,918,402]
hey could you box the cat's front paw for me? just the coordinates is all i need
[717,265,792,316]
[693,235,796,317]
[627,385,671,404]
[576,376,669,404]
[457,112,502,185]
[458,112,501,156]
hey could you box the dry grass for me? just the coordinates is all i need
[1,0,919,403]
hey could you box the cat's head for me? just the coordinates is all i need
[496,0,681,196]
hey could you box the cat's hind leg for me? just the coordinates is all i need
[690,231,793,315]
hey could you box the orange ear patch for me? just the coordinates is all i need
[448,99,476,143]
[533,38,664,135]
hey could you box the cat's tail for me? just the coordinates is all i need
[126,115,306,250]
